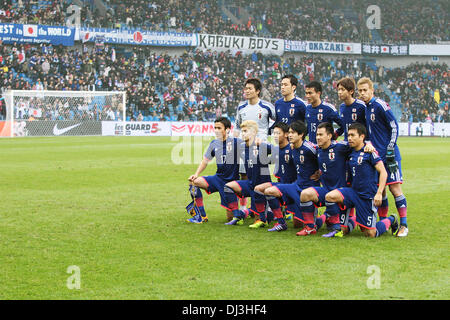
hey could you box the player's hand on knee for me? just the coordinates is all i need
[374,191,383,207]
[310,170,321,181]
[188,175,198,183]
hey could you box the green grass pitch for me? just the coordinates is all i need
[0,136,449,300]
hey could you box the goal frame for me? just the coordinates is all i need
[1,90,126,137]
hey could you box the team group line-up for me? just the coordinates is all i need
[187,75,409,238]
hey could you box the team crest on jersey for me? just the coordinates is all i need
[257,109,263,120]
[329,149,335,160]
[370,113,376,121]
[317,113,323,121]
[284,149,290,162]
[357,156,363,164]
[352,113,357,121]
[300,155,305,163]
[289,107,295,116]
[226,141,232,152]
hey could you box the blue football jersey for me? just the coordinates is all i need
[365,97,401,161]
[274,96,307,125]
[337,99,366,141]
[204,137,243,182]
[242,142,273,187]
[317,140,352,191]
[273,143,297,184]
[348,146,383,199]
[291,140,320,189]
[305,101,344,144]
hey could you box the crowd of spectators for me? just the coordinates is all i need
[84,0,448,44]
[1,40,447,123]
[385,63,449,123]
[2,0,447,44]
[0,0,66,26]
[360,0,449,44]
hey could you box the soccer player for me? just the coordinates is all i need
[357,77,409,237]
[336,77,366,141]
[234,78,276,213]
[187,117,245,223]
[324,123,399,238]
[258,120,321,232]
[223,120,273,227]
[298,122,373,237]
[304,81,344,144]
[335,77,366,220]
[234,78,276,142]
[253,122,297,229]
[273,74,307,126]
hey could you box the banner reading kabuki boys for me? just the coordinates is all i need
[197,34,285,55]
[0,23,75,46]
[306,41,361,55]
[79,28,197,46]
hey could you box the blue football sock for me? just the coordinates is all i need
[189,185,206,217]
[395,195,408,227]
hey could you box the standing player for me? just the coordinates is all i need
[335,77,366,140]
[234,78,276,142]
[304,81,344,144]
[187,117,244,223]
[357,77,409,237]
[234,78,276,213]
[335,77,366,221]
[272,74,307,127]
[298,122,374,237]
[325,123,399,238]
[258,120,321,232]
[223,120,273,227]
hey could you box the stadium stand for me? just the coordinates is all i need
[3,0,446,43]
[1,41,448,122]
[57,0,449,44]
[0,1,448,123]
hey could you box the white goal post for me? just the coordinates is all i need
[1,90,126,137]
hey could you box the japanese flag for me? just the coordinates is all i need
[23,25,38,37]
[18,50,25,64]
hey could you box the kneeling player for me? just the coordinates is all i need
[298,122,356,237]
[188,117,244,223]
[224,120,273,226]
[257,121,321,232]
[325,123,399,238]
[254,122,298,231]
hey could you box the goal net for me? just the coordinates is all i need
[0,90,126,137]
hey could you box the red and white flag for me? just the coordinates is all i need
[23,24,38,37]
[306,62,315,73]
[18,49,25,63]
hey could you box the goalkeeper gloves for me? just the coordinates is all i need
[386,147,398,173]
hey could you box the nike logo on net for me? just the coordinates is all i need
[53,123,82,136]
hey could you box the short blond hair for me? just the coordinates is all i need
[357,77,374,90]
[240,120,258,133]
